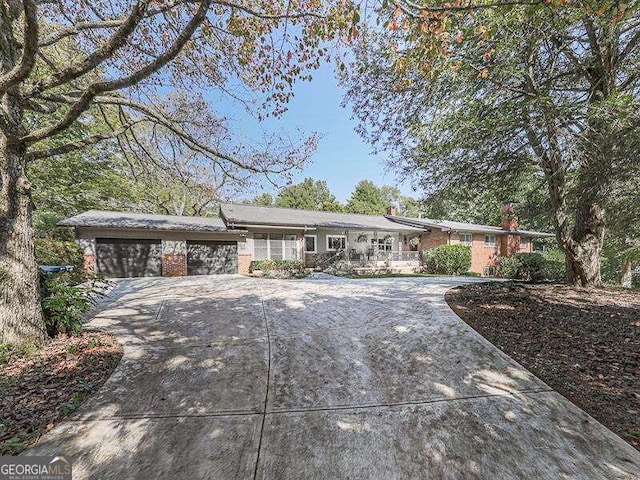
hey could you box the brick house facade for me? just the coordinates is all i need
[60,204,550,278]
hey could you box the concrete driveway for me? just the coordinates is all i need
[28,275,640,479]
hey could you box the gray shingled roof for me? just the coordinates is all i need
[58,210,237,233]
[387,215,554,237]
[220,203,421,231]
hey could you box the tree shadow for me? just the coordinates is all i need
[23,275,640,479]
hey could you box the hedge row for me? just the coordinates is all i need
[250,260,306,277]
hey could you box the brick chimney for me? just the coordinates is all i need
[386,206,397,216]
[501,202,518,231]
[501,202,520,257]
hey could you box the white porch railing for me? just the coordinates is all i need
[347,251,420,262]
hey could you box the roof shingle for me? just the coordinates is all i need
[58,210,233,233]
[219,203,420,231]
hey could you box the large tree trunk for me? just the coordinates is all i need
[0,142,47,347]
[563,201,605,287]
[621,260,633,289]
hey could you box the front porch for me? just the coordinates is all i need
[306,228,423,273]
[346,250,421,274]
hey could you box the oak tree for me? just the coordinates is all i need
[346,0,640,285]
[0,0,358,346]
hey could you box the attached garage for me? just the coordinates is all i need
[96,238,162,278]
[187,240,238,275]
[58,210,247,278]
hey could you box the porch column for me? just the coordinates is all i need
[345,229,350,259]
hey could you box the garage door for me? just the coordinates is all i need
[96,238,162,278]
[187,240,237,275]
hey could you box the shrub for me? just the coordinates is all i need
[422,245,471,275]
[250,260,306,278]
[463,271,481,277]
[35,238,84,284]
[497,252,548,282]
[250,259,275,274]
[41,276,109,337]
[542,248,566,282]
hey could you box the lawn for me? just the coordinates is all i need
[0,331,122,454]
[446,282,640,450]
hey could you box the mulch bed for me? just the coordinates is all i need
[446,282,640,450]
[0,331,123,455]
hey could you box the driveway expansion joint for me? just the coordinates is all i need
[252,284,273,480]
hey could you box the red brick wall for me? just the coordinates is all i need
[500,234,520,258]
[419,230,503,275]
[418,229,451,251]
[238,253,252,275]
[83,253,96,274]
[470,234,501,274]
[162,254,187,277]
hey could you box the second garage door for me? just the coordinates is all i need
[187,240,237,275]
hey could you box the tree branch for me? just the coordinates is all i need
[92,94,267,173]
[24,122,138,161]
[395,0,544,17]
[0,0,38,93]
[38,0,188,47]
[22,0,211,144]
[28,0,150,96]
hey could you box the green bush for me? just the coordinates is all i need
[35,238,84,284]
[41,276,108,337]
[250,259,306,278]
[422,245,471,275]
[542,248,566,282]
[250,259,275,273]
[497,252,548,282]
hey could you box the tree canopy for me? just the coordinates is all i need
[0,0,360,347]
[346,0,640,285]
[274,177,344,211]
[346,180,389,215]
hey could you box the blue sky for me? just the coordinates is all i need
[215,63,416,203]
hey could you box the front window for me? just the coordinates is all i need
[304,235,317,253]
[254,233,269,260]
[484,235,496,247]
[269,233,284,260]
[254,233,299,260]
[459,233,472,246]
[326,235,346,251]
[520,237,529,249]
[284,234,299,259]
[371,237,393,252]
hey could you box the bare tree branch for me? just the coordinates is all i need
[28,0,150,96]
[22,0,212,144]
[24,121,139,161]
[0,0,38,93]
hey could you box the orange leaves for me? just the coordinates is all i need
[455,32,464,44]
[482,48,495,60]
[477,25,490,41]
